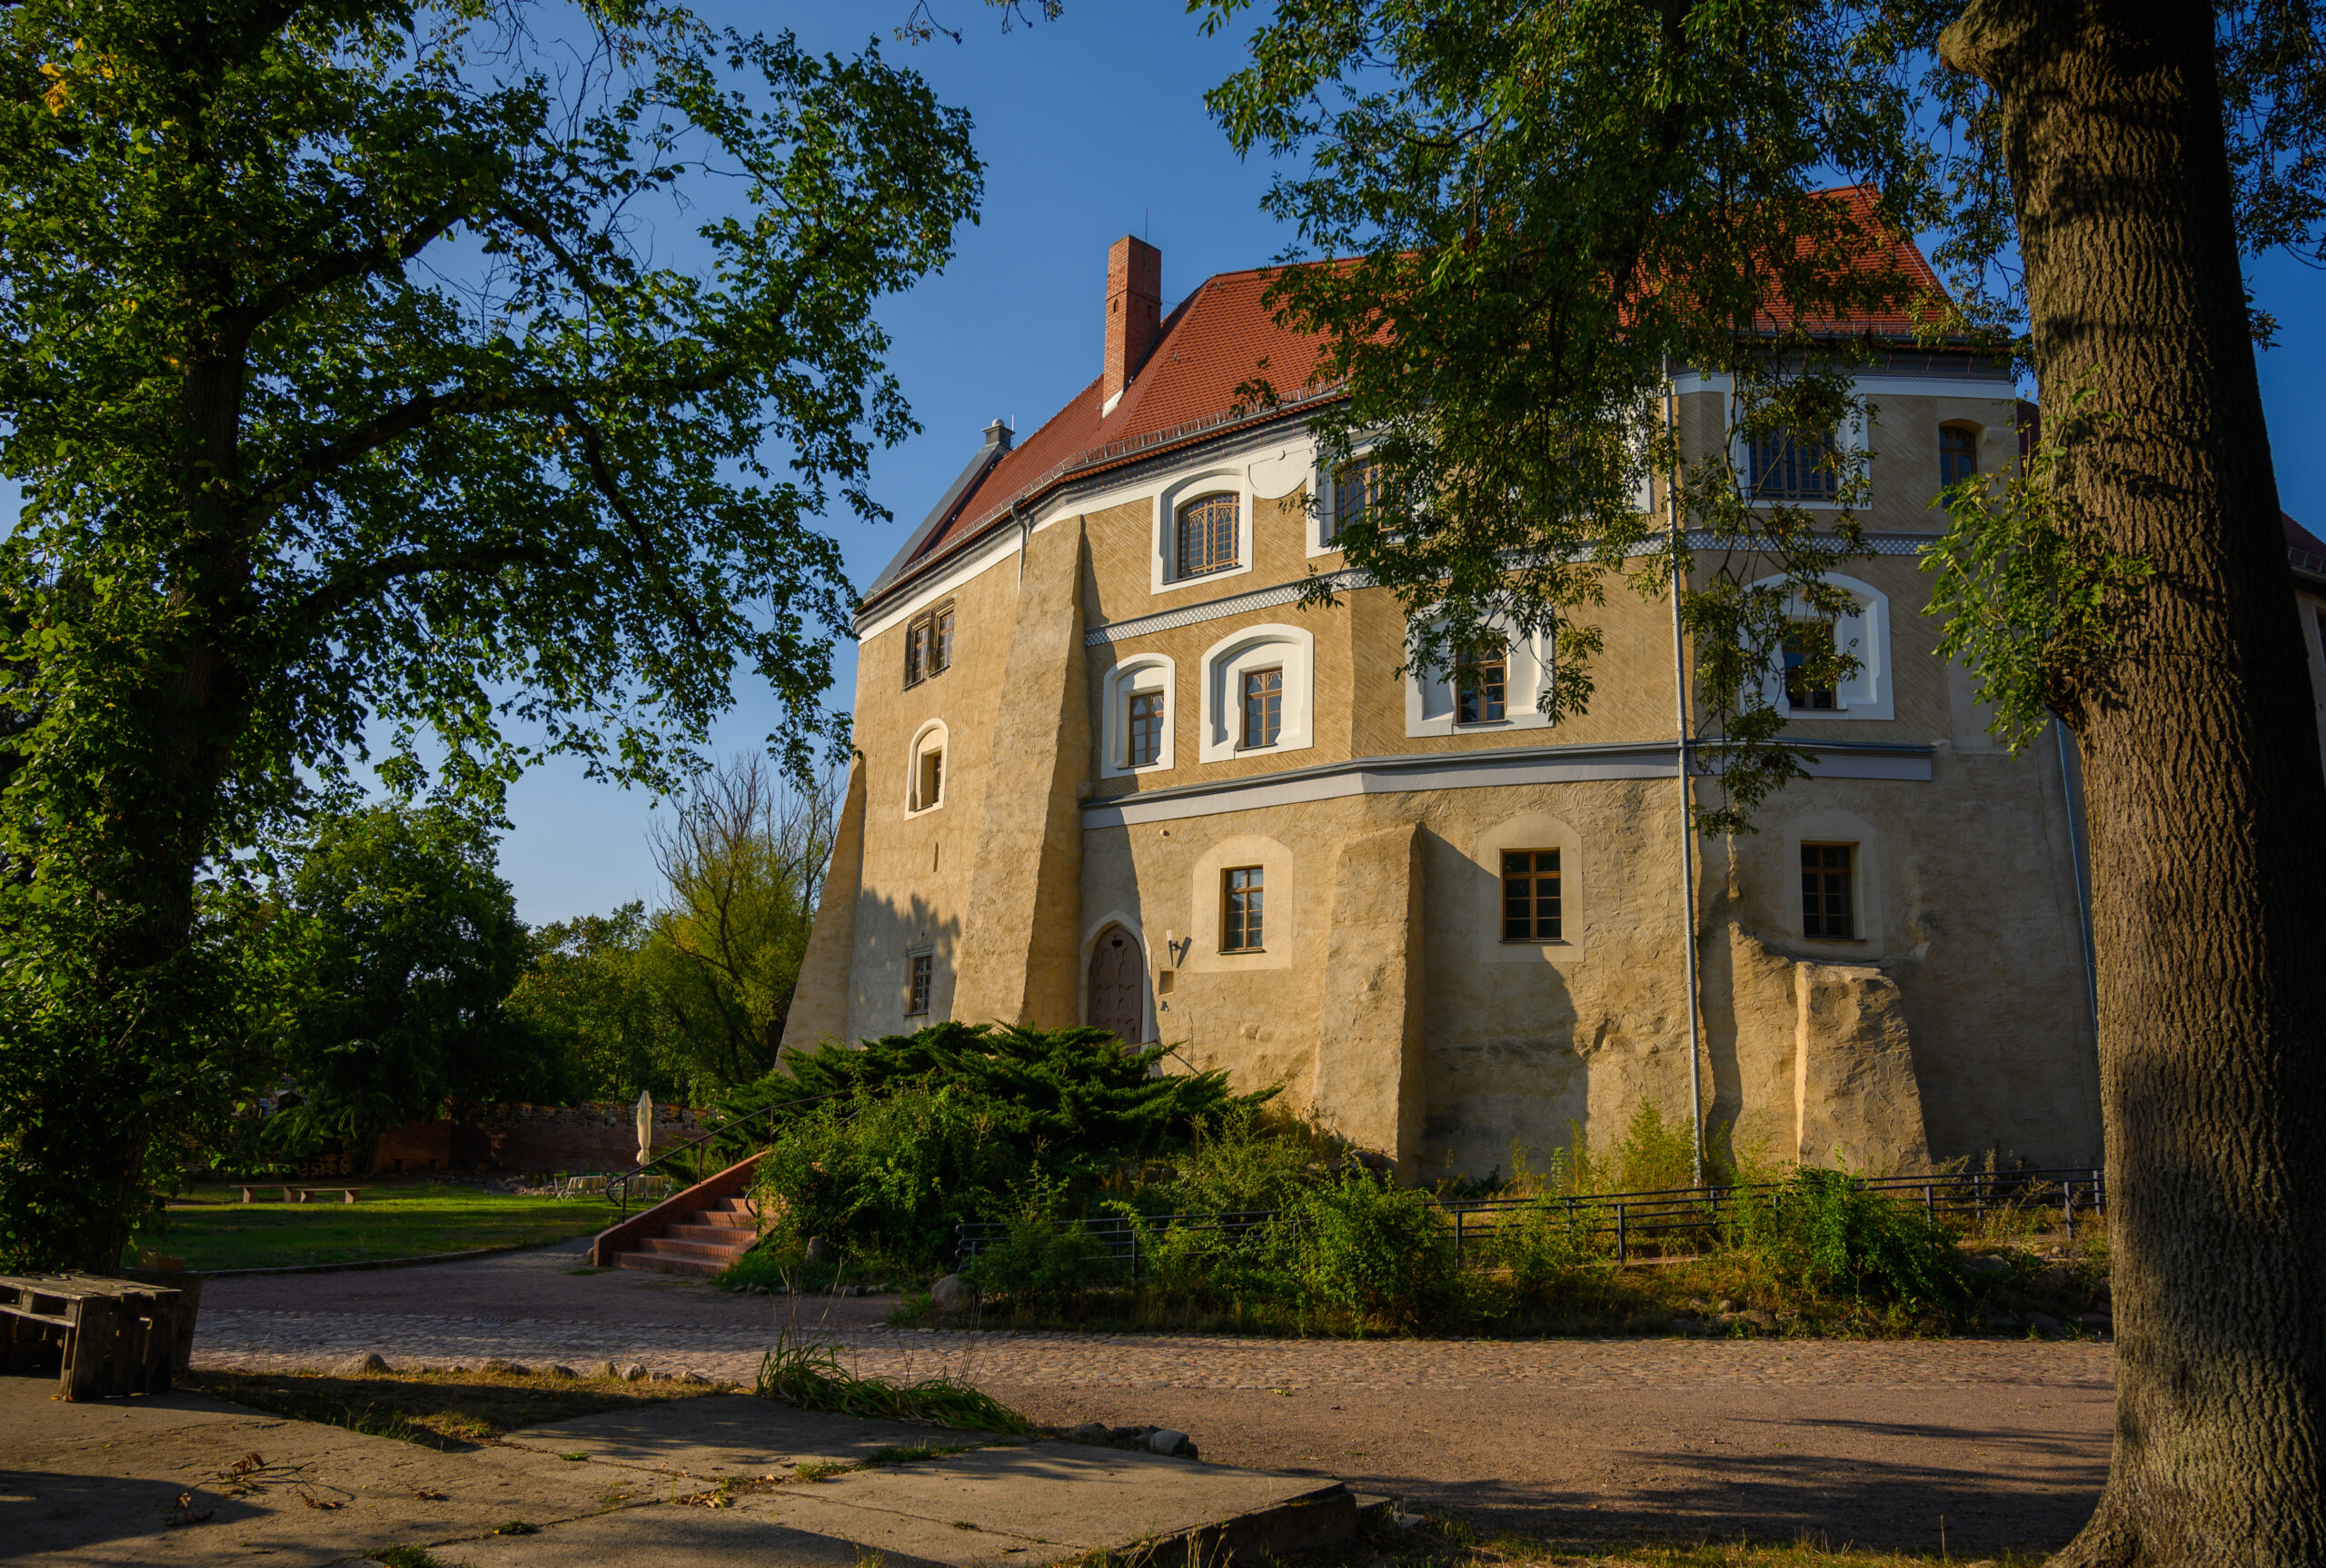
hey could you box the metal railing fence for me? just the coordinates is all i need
[955,1166,2103,1274]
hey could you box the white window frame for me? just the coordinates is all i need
[1099,653,1177,778]
[905,719,949,814]
[1198,623,1316,763]
[1406,619,1558,738]
[1310,448,1378,558]
[1153,469,1257,593]
[1731,404,1869,512]
[1749,571,1894,721]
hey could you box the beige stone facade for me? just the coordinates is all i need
[783,243,2122,1181]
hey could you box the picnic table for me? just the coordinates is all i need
[0,1273,186,1400]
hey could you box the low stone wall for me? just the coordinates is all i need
[369,1102,717,1176]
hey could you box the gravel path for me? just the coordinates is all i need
[194,1236,2114,1554]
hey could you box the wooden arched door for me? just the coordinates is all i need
[1088,927,1144,1047]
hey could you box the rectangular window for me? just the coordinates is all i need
[1222,866,1265,952]
[1127,690,1165,768]
[1783,621,1838,711]
[1938,425,1978,489]
[905,605,953,686]
[1750,430,1839,501]
[1456,646,1508,724]
[916,746,943,811]
[1501,849,1561,942]
[1176,493,1240,578]
[1239,667,1284,749]
[1802,843,1855,938]
[1331,458,1378,541]
[907,952,933,1015]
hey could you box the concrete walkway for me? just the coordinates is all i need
[0,1374,1354,1567]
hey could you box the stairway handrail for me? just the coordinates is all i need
[610,1088,840,1216]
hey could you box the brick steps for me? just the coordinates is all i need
[592,1161,767,1277]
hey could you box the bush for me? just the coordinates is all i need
[750,1084,1014,1265]
[964,1205,1115,1315]
[1726,1166,1965,1307]
[1289,1170,1458,1335]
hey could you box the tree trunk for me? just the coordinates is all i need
[1942,2,2326,1561]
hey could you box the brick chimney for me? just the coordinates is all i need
[1103,235,1161,412]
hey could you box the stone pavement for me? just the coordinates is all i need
[190,1238,2118,1554]
[0,1374,1354,1567]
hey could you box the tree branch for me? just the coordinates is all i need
[287,540,552,630]
[564,404,710,643]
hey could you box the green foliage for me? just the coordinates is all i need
[755,1333,1029,1434]
[643,758,838,1087]
[1287,1170,1458,1335]
[751,1085,1016,1265]
[269,805,565,1153]
[963,1202,1115,1315]
[1726,1168,1965,1308]
[733,1021,1275,1184]
[504,903,691,1103]
[1921,388,2153,748]
[0,0,981,1266]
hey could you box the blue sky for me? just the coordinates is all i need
[482,2,2326,923]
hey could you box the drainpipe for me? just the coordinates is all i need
[1665,369,1707,1186]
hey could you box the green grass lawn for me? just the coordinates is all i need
[130,1180,618,1272]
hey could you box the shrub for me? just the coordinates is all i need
[750,1084,1014,1265]
[1727,1166,1964,1307]
[963,1209,1114,1315]
[1289,1170,1458,1335]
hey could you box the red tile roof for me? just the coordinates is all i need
[2286,512,2326,578]
[870,192,1953,610]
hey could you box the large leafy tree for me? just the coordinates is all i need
[273,805,562,1153]
[1203,0,2326,1560]
[0,0,981,1270]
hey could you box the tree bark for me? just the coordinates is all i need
[1941,2,2326,1561]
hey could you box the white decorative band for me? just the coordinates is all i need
[1081,739,1935,829]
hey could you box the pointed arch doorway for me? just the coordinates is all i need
[1087,926,1145,1047]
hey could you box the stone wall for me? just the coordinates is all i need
[369,1102,717,1176]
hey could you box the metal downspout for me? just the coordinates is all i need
[1665,372,1707,1186]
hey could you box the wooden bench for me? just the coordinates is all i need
[289,1186,364,1204]
[238,1185,290,1204]
[0,1273,184,1400]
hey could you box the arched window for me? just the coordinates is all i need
[1099,655,1176,777]
[1198,625,1315,762]
[905,720,948,814]
[1748,573,1894,721]
[1176,492,1240,579]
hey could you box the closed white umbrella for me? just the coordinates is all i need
[634,1090,654,1168]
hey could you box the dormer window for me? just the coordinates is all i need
[1330,457,1379,542]
[904,603,954,688]
[1176,493,1240,579]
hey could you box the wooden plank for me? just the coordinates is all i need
[0,1305,72,1326]
[65,1295,114,1402]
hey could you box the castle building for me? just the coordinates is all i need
[781,229,2130,1179]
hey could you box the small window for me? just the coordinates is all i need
[1802,843,1855,938]
[907,952,933,1016]
[1750,430,1838,501]
[1331,458,1378,542]
[909,733,945,813]
[1239,667,1284,749]
[1456,645,1508,724]
[1177,493,1240,578]
[904,604,953,687]
[1501,849,1561,942]
[1938,425,1978,490]
[1783,622,1837,711]
[1222,866,1265,952]
[1128,690,1166,768]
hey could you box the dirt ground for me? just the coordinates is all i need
[201,1238,2112,1555]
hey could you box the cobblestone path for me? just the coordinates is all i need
[194,1306,2113,1394]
